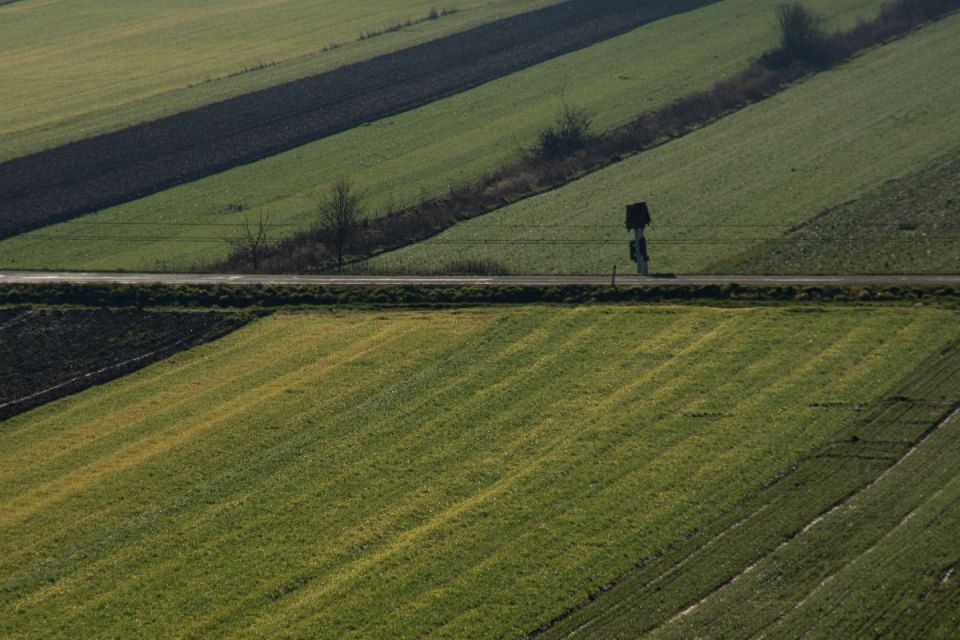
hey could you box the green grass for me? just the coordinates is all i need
[0,0,558,160]
[651,406,960,640]
[373,12,960,275]
[712,145,960,274]
[0,0,885,272]
[542,335,960,639]
[1,305,958,638]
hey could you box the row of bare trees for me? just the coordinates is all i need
[225,179,362,272]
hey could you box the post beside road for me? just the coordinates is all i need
[626,202,652,276]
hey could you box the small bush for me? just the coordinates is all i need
[534,105,595,160]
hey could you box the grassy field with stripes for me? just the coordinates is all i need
[374,12,960,275]
[0,0,885,271]
[1,305,958,638]
[541,332,960,639]
[0,0,557,161]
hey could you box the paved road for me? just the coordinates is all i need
[2,272,959,288]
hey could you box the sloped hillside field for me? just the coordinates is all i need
[0,309,250,420]
[0,0,719,240]
[1,306,958,638]
[0,0,885,271]
[538,337,960,639]
[376,12,960,275]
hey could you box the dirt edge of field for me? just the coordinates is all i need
[0,309,255,422]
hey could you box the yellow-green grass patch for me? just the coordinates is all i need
[1,305,958,638]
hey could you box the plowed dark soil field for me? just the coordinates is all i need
[0,309,250,420]
[0,0,719,241]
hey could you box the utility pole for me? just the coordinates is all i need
[625,202,652,276]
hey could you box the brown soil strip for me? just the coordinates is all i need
[0,309,252,421]
[0,0,720,241]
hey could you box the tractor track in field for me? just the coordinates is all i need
[0,0,720,241]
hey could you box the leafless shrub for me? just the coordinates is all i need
[774,3,830,67]
[316,179,364,273]
[533,105,595,160]
[224,210,273,271]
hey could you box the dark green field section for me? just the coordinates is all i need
[0,309,249,421]
[715,146,960,275]
[535,340,960,639]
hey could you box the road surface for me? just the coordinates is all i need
[2,272,959,287]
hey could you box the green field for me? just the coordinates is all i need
[713,146,960,274]
[648,406,960,639]
[372,12,960,275]
[1,305,958,638]
[0,0,885,272]
[0,0,558,160]
[543,336,960,638]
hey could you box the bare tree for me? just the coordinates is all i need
[225,210,273,271]
[317,178,364,272]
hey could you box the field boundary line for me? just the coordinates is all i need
[748,405,960,640]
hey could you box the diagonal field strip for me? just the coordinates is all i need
[535,320,911,637]
[0,0,889,271]
[0,315,351,483]
[547,339,960,640]
[175,311,650,636]
[695,408,960,640]
[379,12,960,275]
[2,307,959,639]
[0,0,562,160]
[348,312,948,636]
[0,320,417,527]
[375,313,880,637]
[20,309,599,622]
[227,311,734,637]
